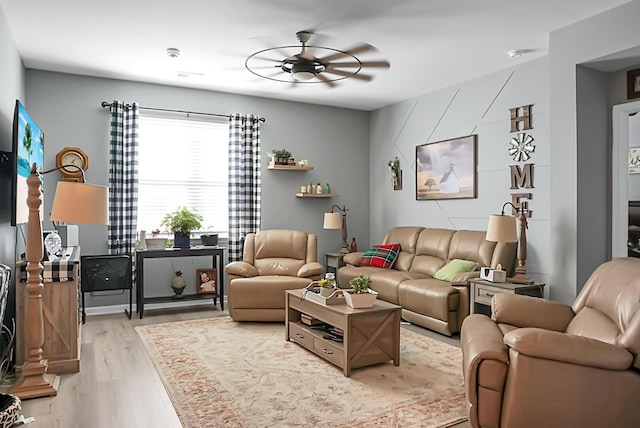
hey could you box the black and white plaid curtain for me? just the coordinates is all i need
[228,114,262,262]
[108,101,139,255]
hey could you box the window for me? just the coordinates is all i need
[137,112,228,236]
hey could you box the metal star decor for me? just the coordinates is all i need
[509,133,536,162]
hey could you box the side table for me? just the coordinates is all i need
[469,279,545,316]
[325,252,346,275]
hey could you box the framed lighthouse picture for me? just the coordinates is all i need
[415,135,477,200]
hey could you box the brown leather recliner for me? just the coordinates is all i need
[224,229,323,322]
[461,257,640,428]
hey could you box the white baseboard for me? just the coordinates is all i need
[84,297,228,317]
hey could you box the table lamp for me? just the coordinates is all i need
[486,201,533,284]
[323,205,349,254]
[11,163,107,399]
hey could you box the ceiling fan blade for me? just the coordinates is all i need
[317,43,374,63]
[329,60,390,69]
[249,64,282,70]
[251,57,285,64]
[262,70,287,79]
[323,68,373,81]
[316,73,337,88]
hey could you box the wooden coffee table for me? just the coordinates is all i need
[285,288,401,377]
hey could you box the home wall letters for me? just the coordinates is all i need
[509,104,536,218]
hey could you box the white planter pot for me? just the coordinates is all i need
[145,238,168,250]
[343,289,378,308]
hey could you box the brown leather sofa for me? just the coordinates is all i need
[224,229,324,321]
[461,257,640,428]
[337,226,516,336]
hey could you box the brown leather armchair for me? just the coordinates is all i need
[224,229,323,321]
[461,258,640,428]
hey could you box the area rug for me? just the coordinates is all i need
[135,317,467,428]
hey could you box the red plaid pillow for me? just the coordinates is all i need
[358,244,401,269]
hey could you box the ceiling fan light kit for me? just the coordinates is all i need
[245,30,389,87]
[291,62,317,81]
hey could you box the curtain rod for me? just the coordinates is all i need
[100,101,265,123]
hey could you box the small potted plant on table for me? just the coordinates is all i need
[345,273,378,308]
[161,206,204,249]
[200,227,219,247]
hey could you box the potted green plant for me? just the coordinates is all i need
[345,273,378,308]
[267,148,292,165]
[200,227,219,247]
[161,206,204,249]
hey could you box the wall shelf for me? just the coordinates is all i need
[296,193,338,198]
[268,164,313,171]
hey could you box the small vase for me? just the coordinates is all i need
[350,237,358,253]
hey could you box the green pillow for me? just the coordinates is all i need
[434,259,479,281]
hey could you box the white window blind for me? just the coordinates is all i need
[137,112,228,235]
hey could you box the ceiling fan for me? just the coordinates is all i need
[244,31,390,87]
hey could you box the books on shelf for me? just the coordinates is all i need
[300,313,324,326]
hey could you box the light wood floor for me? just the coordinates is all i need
[7,305,471,428]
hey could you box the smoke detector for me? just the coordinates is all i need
[508,50,524,59]
[167,48,181,58]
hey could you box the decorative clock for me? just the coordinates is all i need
[55,147,89,181]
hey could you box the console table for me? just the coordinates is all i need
[135,246,225,318]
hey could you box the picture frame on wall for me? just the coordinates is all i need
[629,147,640,174]
[196,268,217,294]
[415,135,477,200]
[628,68,640,100]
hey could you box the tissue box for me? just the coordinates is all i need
[480,267,506,283]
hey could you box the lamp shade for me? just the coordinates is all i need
[323,212,341,229]
[50,181,109,225]
[486,214,517,243]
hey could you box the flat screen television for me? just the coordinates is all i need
[11,100,45,226]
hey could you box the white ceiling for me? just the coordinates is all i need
[0,0,633,111]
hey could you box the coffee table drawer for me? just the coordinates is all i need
[313,338,343,366]
[289,322,314,349]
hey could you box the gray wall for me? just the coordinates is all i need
[370,58,552,292]
[550,0,640,303]
[25,70,370,308]
[0,7,25,328]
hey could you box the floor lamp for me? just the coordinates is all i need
[11,163,108,399]
[486,201,533,285]
[323,205,349,254]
